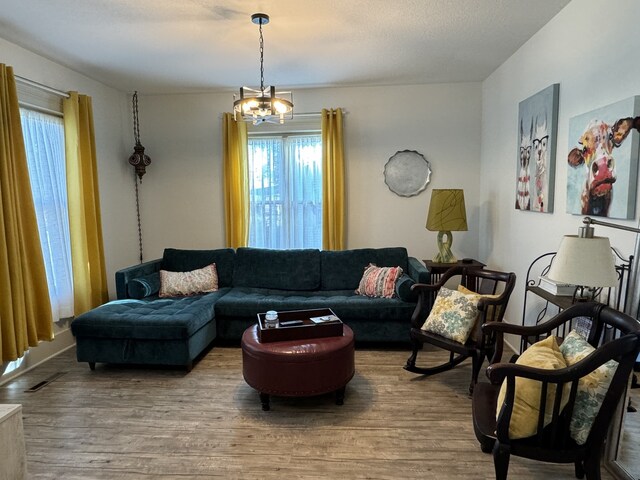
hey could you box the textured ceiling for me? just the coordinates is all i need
[0,0,570,94]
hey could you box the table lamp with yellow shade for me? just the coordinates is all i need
[426,189,468,263]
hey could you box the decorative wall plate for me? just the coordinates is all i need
[383,150,431,197]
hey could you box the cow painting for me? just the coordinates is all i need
[568,115,640,217]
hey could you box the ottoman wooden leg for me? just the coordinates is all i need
[88,362,96,371]
[260,393,271,411]
[335,386,346,405]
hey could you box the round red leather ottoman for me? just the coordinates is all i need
[241,324,355,411]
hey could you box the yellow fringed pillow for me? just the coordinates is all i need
[496,336,569,439]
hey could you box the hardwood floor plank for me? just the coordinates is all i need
[0,346,615,479]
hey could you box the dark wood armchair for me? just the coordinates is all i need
[472,302,640,480]
[404,265,516,395]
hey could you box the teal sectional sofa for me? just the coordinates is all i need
[71,247,429,370]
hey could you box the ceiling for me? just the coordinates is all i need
[0,0,570,94]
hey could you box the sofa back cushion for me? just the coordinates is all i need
[161,248,236,287]
[233,247,321,290]
[321,247,409,290]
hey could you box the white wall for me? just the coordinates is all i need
[480,0,640,333]
[0,38,132,382]
[140,83,483,263]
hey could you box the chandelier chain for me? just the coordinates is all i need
[259,21,265,95]
[132,91,141,145]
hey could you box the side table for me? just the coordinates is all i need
[0,404,27,479]
[422,259,485,289]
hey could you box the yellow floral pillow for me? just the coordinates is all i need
[496,335,569,439]
[559,330,618,445]
[457,285,501,342]
[420,287,481,344]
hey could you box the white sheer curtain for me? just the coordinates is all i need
[248,134,322,249]
[20,109,74,321]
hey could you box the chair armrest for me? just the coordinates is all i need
[483,302,606,338]
[409,274,456,328]
[115,258,162,299]
[486,332,637,385]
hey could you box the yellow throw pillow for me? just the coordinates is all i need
[496,336,569,439]
[421,287,481,344]
[457,285,501,342]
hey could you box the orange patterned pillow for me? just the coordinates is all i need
[355,263,403,298]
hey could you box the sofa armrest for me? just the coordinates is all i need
[115,258,162,299]
[407,257,429,284]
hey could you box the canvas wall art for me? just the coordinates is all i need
[516,84,559,213]
[566,96,640,219]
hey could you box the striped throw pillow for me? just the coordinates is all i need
[355,263,403,298]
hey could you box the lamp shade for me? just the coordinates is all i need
[547,235,618,288]
[426,189,468,232]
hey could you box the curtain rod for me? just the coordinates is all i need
[14,74,70,99]
[17,101,63,118]
[294,110,347,117]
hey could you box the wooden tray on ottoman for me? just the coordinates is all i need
[257,308,343,343]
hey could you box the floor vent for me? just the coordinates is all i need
[25,371,67,393]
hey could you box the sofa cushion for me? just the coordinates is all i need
[233,247,320,291]
[127,272,161,299]
[71,289,229,340]
[321,247,409,290]
[161,248,235,287]
[214,287,416,323]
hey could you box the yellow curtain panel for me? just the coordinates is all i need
[322,108,345,251]
[222,113,249,248]
[0,64,53,362]
[63,92,108,316]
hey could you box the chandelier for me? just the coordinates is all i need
[233,13,293,125]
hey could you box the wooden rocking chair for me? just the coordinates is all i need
[404,265,516,395]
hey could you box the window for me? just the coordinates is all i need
[20,108,74,321]
[248,134,322,249]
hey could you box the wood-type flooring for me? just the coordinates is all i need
[0,345,617,479]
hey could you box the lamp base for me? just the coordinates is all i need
[433,230,457,263]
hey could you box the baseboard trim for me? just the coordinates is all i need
[0,329,75,386]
